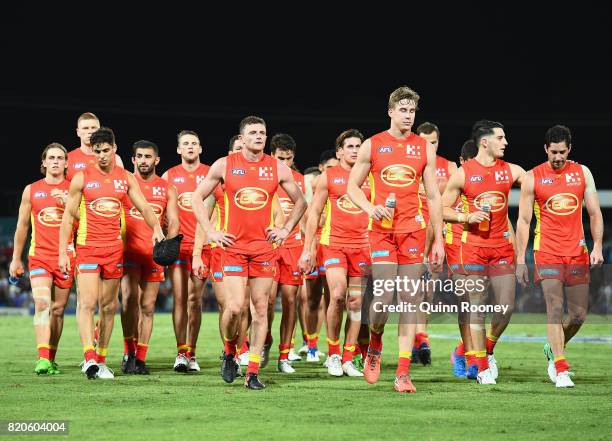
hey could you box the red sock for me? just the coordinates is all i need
[342,344,356,364]
[327,339,341,356]
[96,351,107,364]
[136,343,148,362]
[224,335,238,356]
[124,337,136,355]
[84,347,96,362]
[396,353,411,376]
[414,332,429,348]
[49,346,57,361]
[369,330,383,352]
[38,345,51,360]
[307,334,318,349]
[278,343,290,361]
[455,341,465,356]
[240,339,249,354]
[466,352,477,368]
[186,345,196,358]
[358,340,369,360]
[177,343,189,355]
[265,332,273,346]
[486,334,498,355]
[554,356,570,374]
[247,353,261,375]
[475,352,489,372]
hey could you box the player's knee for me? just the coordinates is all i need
[547,303,564,321]
[569,312,586,327]
[51,303,65,318]
[101,300,118,315]
[141,302,155,317]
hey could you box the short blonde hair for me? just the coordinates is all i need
[388,86,420,110]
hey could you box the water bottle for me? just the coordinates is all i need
[8,268,24,285]
[478,204,491,232]
[381,192,396,229]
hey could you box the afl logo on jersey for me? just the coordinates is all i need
[474,191,507,212]
[34,191,48,199]
[89,197,121,217]
[86,181,101,189]
[37,207,64,227]
[332,178,346,185]
[545,193,580,215]
[381,164,417,187]
[178,192,194,211]
[130,203,164,220]
[74,163,86,170]
[540,178,554,185]
[378,146,393,153]
[337,194,363,214]
[234,187,269,211]
[173,177,185,184]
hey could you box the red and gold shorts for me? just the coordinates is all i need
[321,245,371,277]
[369,229,426,264]
[123,252,165,282]
[456,242,515,276]
[221,249,278,278]
[534,250,589,286]
[29,255,75,289]
[76,244,124,279]
[277,245,304,286]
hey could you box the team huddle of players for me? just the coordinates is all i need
[9,86,604,391]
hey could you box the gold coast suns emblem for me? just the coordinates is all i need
[178,192,193,212]
[545,193,579,215]
[130,203,164,220]
[337,194,362,214]
[37,207,64,227]
[381,164,417,187]
[235,187,269,210]
[279,197,293,216]
[474,191,507,212]
[90,197,121,217]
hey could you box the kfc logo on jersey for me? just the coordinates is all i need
[259,166,274,180]
[540,178,554,185]
[406,144,422,157]
[86,181,101,189]
[332,178,346,185]
[33,191,48,198]
[173,177,185,184]
[495,170,510,183]
[232,168,246,175]
[114,179,128,192]
[565,172,581,185]
[152,186,165,197]
[378,146,393,153]
[469,175,484,183]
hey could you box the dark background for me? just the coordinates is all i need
[1,5,611,215]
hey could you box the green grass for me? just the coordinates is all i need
[1,314,611,441]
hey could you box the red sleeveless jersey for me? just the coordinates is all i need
[320,164,370,247]
[532,160,587,256]
[66,147,97,181]
[166,163,210,245]
[123,174,168,255]
[445,196,466,246]
[461,159,513,247]
[369,131,427,233]
[28,179,73,258]
[223,153,278,255]
[419,155,452,221]
[277,170,305,248]
[76,166,129,247]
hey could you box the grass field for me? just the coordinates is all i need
[1,313,611,441]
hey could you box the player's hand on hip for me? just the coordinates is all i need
[467,211,489,224]
[208,230,236,247]
[266,226,288,244]
[515,264,529,287]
